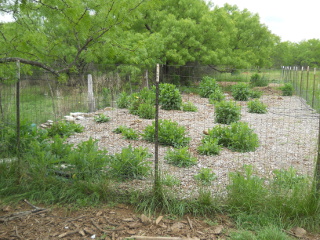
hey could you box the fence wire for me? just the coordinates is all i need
[0,65,319,199]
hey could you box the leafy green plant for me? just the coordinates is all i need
[281,83,294,96]
[116,91,130,108]
[47,121,84,138]
[68,138,109,180]
[249,89,263,99]
[232,83,251,101]
[209,88,225,103]
[247,99,267,114]
[165,147,197,167]
[101,87,111,107]
[113,125,139,140]
[199,76,220,98]
[142,119,190,148]
[137,103,155,119]
[197,137,221,155]
[181,101,197,112]
[205,122,259,152]
[250,73,269,87]
[214,101,241,124]
[161,173,181,186]
[194,168,217,185]
[109,145,152,180]
[159,83,182,110]
[94,113,110,123]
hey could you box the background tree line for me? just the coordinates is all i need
[0,0,319,80]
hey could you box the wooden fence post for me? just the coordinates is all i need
[88,74,95,112]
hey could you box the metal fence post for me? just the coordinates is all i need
[16,60,21,168]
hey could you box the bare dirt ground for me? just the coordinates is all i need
[1,201,320,240]
[1,84,320,240]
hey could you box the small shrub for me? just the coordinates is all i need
[281,83,294,96]
[247,100,267,114]
[142,119,190,148]
[137,103,155,119]
[47,121,84,138]
[113,125,139,140]
[117,91,130,108]
[194,168,217,185]
[128,93,143,115]
[232,83,251,101]
[199,76,220,98]
[109,145,152,180]
[208,89,225,103]
[206,122,259,152]
[181,101,197,112]
[227,122,260,152]
[94,113,110,123]
[165,147,197,168]
[197,137,221,155]
[250,73,269,87]
[214,101,241,124]
[159,83,182,110]
[101,87,111,107]
[249,89,263,99]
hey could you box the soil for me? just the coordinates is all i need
[1,201,319,240]
[1,84,320,240]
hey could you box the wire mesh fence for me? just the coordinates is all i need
[0,64,319,199]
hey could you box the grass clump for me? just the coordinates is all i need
[250,73,269,87]
[181,101,197,112]
[142,119,190,148]
[214,101,241,124]
[199,76,220,98]
[137,103,155,119]
[281,83,294,96]
[194,168,217,185]
[161,173,181,187]
[108,145,152,180]
[94,113,110,123]
[247,99,268,114]
[232,83,251,101]
[159,83,182,110]
[113,125,139,140]
[164,147,197,168]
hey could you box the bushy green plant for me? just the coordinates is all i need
[117,91,130,108]
[47,121,84,138]
[94,113,110,123]
[197,137,221,155]
[181,101,197,112]
[109,145,152,180]
[249,89,263,99]
[281,83,294,96]
[199,76,220,98]
[226,122,260,152]
[142,119,190,148]
[159,83,182,110]
[205,122,259,152]
[101,87,111,107]
[113,125,139,140]
[232,83,251,101]
[209,89,225,103]
[250,73,269,87]
[68,138,109,180]
[137,103,155,119]
[247,100,267,114]
[165,147,197,167]
[194,168,217,185]
[214,101,241,124]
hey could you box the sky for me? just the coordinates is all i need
[1,0,319,43]
[207,0,319,43]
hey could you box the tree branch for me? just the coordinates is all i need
[0,57,59,76]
